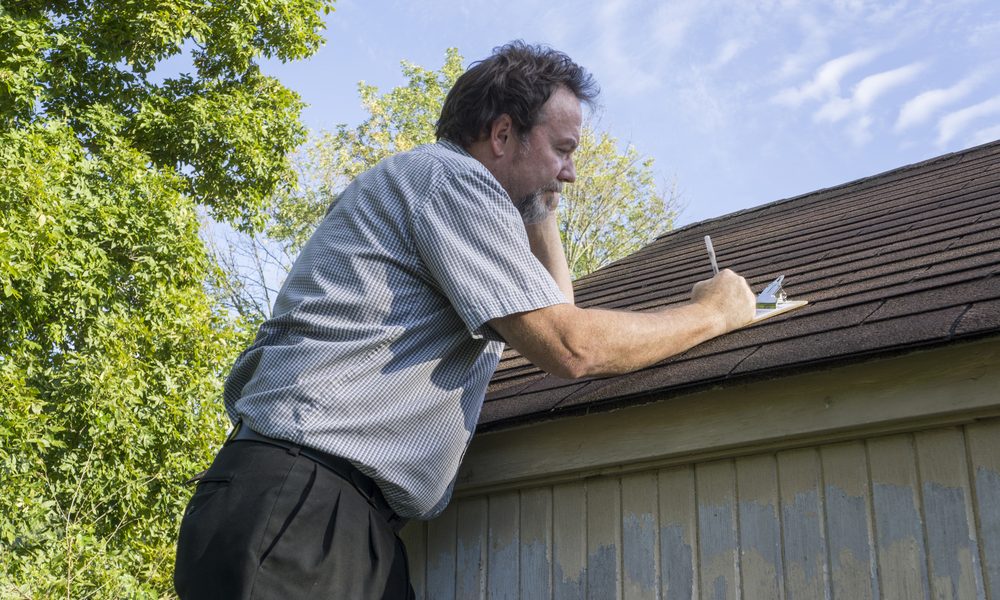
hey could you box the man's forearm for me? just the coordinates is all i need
[491,300,726,378]
[488,269,757,379]
[524,212,574,303]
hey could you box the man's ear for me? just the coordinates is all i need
[489,114,514,157]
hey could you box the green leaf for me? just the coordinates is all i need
[1,0,332,594]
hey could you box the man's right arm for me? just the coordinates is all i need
[487,269,755,379]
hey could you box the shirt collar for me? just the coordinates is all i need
[437,138,472,157]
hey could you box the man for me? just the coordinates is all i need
[174,41,754,598]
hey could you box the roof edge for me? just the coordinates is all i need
[477,331,1000,434]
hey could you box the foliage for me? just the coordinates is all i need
[215,48,675,319]
[276,47,465,253]
[0,0,331,596]
[0,0,330,231]
[560,126,676,278]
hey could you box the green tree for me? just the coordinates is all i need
[278,47,465,253]
[560,126,677,278]
[215,48,676,319]
[0,1,332,596]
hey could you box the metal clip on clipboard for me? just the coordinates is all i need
[752,274,807,323]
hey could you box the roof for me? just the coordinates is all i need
[481,139,1000,431]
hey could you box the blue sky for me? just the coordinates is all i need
[262,0,1000,227]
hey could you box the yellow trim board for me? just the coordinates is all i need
[750,300,808,324]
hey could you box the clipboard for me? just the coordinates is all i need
[751,299,808,324]
[702,238,808,327]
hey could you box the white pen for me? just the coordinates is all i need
[704,235,719,275]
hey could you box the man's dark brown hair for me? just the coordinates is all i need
[435,41,599,147]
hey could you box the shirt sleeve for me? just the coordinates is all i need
[412,166,568,340]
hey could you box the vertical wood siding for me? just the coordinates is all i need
[403,419,1000,599]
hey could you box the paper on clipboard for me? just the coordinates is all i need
[750,299,808,324]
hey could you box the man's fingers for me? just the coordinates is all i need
[690,269,756,330]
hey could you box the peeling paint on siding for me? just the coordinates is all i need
[587,544,618,599]
[456,538,483,597]
[520,539,550,598]
[780,489,827,598]
[922,483,985,599]
[553,483,586,600]
[698,503,736,564]
[712,575,728,600]
[426,550,456,600]
[660,523,694,600]
[872,481,931,599]
[623,512,657,593]
[488,537,519,599]
[406,419,1000,599]
[824,486,872,573]
[824,484,878,598]
[488,494,519,600]
[738,500,783,577]
[975,467,1000,597]
[553,561,585,600]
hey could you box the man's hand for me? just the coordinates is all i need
[522,189,574,302]
[690,269,756,333]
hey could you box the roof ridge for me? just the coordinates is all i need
[656,138,1000,241]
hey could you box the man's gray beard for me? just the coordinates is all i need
[515,191,549,224]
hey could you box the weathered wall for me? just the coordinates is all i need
[401,419,1000,599]
[401,339,1000,599]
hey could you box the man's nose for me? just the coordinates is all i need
[559,158,576,183]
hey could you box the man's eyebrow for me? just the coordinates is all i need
[557,136,579,149]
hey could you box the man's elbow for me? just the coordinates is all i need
[542,359,588,380]
[538,343,603,380]
[490,305,607,379]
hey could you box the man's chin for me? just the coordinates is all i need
[515,191,549,224]
[513,190,537,209]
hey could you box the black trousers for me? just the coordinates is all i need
[174,439,416,599]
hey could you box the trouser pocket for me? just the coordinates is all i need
[183,475,233,517]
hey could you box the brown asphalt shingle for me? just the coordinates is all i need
[480,139,1000,431]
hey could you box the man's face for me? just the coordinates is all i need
[505,86,582,209]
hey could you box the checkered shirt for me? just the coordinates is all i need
[223,140,567,519]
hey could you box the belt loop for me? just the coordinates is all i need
[224,418,243,445]
[350,469,374,498]
[286,445,301,457]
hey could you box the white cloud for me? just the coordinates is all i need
[853,63,923,105]
[895,71,990,131]
[814,97,852,122]
[650,0,701,54]
[814,62,924,123]
[710,39,746,70]
[678,67,728,132]
[773,48,879,107]
[597,0,628,23]
[587,0,662,95]
[938,96,1000,145]
[848,115,874,146]
[970,123,1000,146]
[774,13,833,81]
[969,19,1000,47]
[867,0,910,24]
